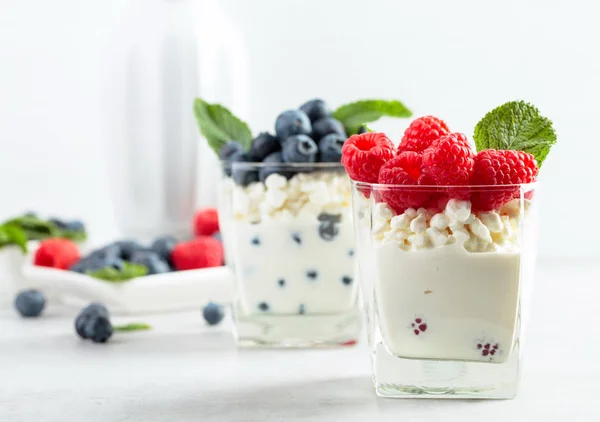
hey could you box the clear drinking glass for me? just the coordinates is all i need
[219,162,361,347]
[351,182,538,398]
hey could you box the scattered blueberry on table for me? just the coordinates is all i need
[14,290,46,317]
[202,302,225,326]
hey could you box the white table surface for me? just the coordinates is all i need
[1,259,599,422]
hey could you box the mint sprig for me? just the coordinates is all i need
[333,99,412,135]
[114,322,152,332]
[473,101,556,167]
[0,223,28,253]
[86,262,148,282]
[194,98,253,155]
[0,214,87,253]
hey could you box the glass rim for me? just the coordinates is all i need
[224,161,344,170]
[351,180,538,189]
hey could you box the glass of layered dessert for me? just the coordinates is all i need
[195,96,412,347]
[343,102,556,398]
[220,161,360,347]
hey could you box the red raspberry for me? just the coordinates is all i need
[398,116,450,154]
[341,132,395,183]
[377,152,435,214]
[194,208,220,237]
[470,149,538,211]
[171,236,224,271]
[422,132,475,185]
[34,238,80,270]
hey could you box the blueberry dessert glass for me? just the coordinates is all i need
[219,161,361,347]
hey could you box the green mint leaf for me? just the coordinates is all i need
[86,262,148,282]
[3,215,87,243]
[473,100,557,167]
[0,223,28,253]
[333,99,412,135]
[114,323,152,332]
[194,98,253,155]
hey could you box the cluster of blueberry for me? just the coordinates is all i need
[70,237,176,275]
[75,303,113,343]
[220,99,352,186]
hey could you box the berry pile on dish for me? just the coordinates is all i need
[32,208,224,281]
[341,101,556,214]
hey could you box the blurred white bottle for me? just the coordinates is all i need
[101,0,248,242]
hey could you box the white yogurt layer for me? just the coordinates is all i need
[221,171,357,316]
[375,242,520,362]
[358,195,532,362]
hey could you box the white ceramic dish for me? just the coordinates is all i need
[2,242,234,314]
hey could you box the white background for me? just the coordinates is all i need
[1,0,599,259]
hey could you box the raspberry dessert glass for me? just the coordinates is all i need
[351,182,539,398]
[219,161,361,347]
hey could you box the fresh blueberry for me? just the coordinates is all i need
[298,304,306,315]
[84,315,113,343]
[318,213,341,241]
[75,303,110,340]
[151,235,177,265]
[250,236,261,246]
[299,99,331,122]
[69,256,107,273]
[64,220,85,232]
[219,141,244,161]
[318,220,340,241]
[357,125,368,134]
[203,302,225,326]
[258,152,293,182]
[75,303,109,339]
[281,134,318,163]
[14,290,45,317]
[318,133,346,162]
[113,240,145,260]
[258,302,270,312]
[130,251,170,275]
[275,110,312,139]
[249,132,281,161]
[306,270,318,280]
[311,117,347,141]
[342,276,353,285]
[229,151,258,186]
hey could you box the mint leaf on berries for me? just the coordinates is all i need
[86,262,148,282]
[194,98,253,155]
[114,323,152,332]
[473,101,557,167]
[333,99,412,135]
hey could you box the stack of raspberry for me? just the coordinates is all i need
[341,116,538,213]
